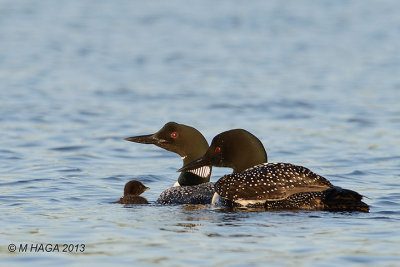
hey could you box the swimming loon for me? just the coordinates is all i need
[125,122,215,204]
[179,129,369,212]
[117,180,150,204]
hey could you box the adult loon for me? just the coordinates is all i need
[179,129,369,212]
[117,180,149,204]
[125,122,215,204]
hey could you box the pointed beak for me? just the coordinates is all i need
[124,134,166,145]
[178,155,212,172]
[145,187,150,191]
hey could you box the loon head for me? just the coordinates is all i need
[125,122,211,185]
[123,180,150,196]
[179,129,267,173]
[125,122,209,164]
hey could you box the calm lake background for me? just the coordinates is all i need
[1,0,400,266]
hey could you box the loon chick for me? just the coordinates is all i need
[117,180,149,204]
[125,122,214,204]
[179,129,369,212]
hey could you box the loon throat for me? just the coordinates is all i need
[188,166,211,178]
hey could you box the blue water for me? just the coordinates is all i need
[1,0,400,266]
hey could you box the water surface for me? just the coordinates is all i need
[1,1,400,266]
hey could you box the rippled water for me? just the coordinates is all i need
[1,0,400,266]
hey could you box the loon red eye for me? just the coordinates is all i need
[171,132,178,138]
[215,146,221,153]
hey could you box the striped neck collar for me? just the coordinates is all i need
[188,166,211,178]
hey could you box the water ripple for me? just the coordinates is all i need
[50,145,88,151]
[1,0,400,266]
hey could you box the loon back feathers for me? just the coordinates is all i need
[321,186,369,212]
[157,182,215,205]
[215,163,332,202]
[214,163,369,212]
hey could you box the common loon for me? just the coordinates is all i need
[125,122,215,204]
[179,129,369,212]
[117,180,149,204]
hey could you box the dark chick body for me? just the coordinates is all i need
[117,180,150,204]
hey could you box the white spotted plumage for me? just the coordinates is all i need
[215,162,332,204]
[157,182,215,204]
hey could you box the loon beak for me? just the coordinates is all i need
[178,155,211,172]
[145,186,150,191]
[125,134,166,145]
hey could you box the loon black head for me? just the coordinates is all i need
[123,180,150,196]
[179,129,267,173]
[125,122,211,185]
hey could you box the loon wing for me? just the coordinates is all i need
[215,163,332,201]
